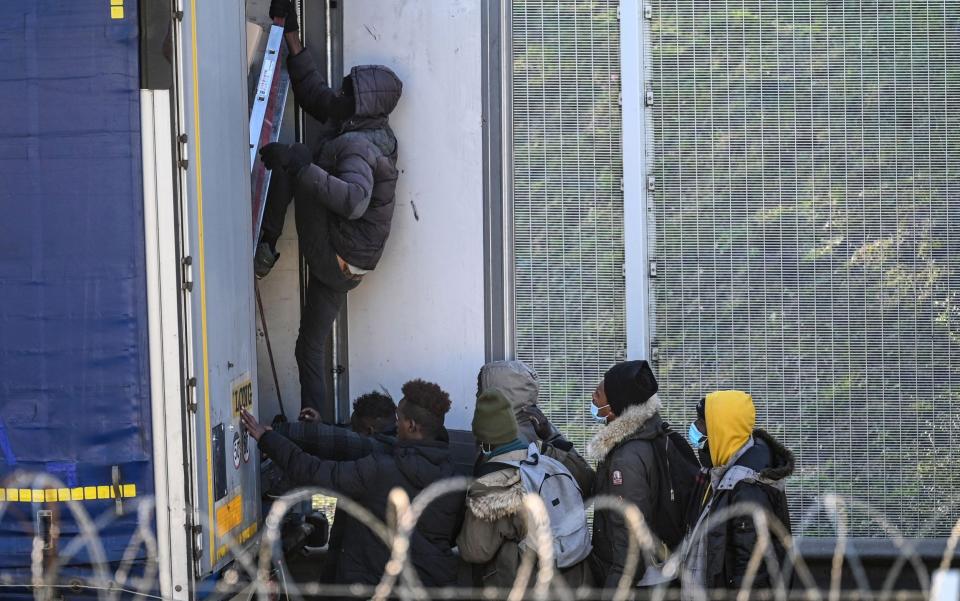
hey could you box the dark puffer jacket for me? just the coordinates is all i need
[685,430,794,593]
[258,429,463,587]
[586,397,665,588]
[288,50,402,271]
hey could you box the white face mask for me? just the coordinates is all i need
[590,402,610,424]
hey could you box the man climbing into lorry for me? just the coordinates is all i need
[255,0,403,414]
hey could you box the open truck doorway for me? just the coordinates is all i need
[247,0,353,428]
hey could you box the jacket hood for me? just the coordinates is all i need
[478,361,539,413]
[586,394,663,462]
[350,65,403,119]
[465,449,527,521]
[705,390,755,467]
[750,429,795,482]
[712,429,795,492]
[394,440,453,488]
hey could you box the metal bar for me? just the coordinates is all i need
[141,89,191,601]
[255,282,287,420]
[621,0,652,360]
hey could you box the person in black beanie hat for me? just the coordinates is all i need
[600,359,660,417]
[586,360,696,588]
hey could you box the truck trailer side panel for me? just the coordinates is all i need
[0,0,154,578]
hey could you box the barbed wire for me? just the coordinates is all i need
[0,469,957,601]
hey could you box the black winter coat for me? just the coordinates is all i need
[258,429,463,587]
[585,400,664,588]
[270,421,397,583]
[287,50,402,271]
[693,429,794,591]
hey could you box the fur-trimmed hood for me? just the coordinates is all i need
[466,450,526,521]
[752,428,795,481]
[586,395,663,462]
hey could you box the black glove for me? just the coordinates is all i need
[521,404,561,441]
[259,143,312,176]
[286,143,312,175]
[259,142,288,170]
[269,0,299,33]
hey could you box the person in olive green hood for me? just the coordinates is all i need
[458,389,594,588]
[682,391,794,598]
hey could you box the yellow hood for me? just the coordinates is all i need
[705,390,755,467]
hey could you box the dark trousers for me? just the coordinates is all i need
[261,170,361,413]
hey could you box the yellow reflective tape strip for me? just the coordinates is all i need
[187,0,215,567]
[110,0,123,5]
[215,521,259,561]
[110,6,124,19]
[0,484,138,503]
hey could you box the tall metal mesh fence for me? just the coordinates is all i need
[510,0,626,452]
[649,0,960,537]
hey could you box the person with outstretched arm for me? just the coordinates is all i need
[241,380,462,588]
[255,0,403,414]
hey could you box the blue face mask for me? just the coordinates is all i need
[590,403,610,424]
[688,422,707,449]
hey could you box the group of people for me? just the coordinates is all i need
[245,0,795,594]
[240,358,795,595]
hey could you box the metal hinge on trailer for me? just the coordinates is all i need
[185,376,198,413]
[645,88,655,106]
[645,4,653,20]
[651,341,660,362]
[647,175,656,192]
[181,255,193,291]
[191,523,203,577]
[649,259,658,278]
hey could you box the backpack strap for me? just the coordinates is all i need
[476,460,518,478]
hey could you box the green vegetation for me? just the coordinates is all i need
[511,0,960,537]
[650,0,960,537]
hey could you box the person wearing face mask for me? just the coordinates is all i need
[586,360,699,589]
[255,0,404,415]
[681,391,794,598]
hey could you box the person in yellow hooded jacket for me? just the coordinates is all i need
[681,391,794,597]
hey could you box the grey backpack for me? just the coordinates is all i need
[498,442,592,568]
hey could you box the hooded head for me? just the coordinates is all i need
[704,390,755,467]
[476,361,539,413]
[603,360,658,416]
[348,64,403,120]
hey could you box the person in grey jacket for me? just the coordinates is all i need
[586,360,668,588]
[477,360,563,445]
[255,0,403,413]
[682,391,793,597]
